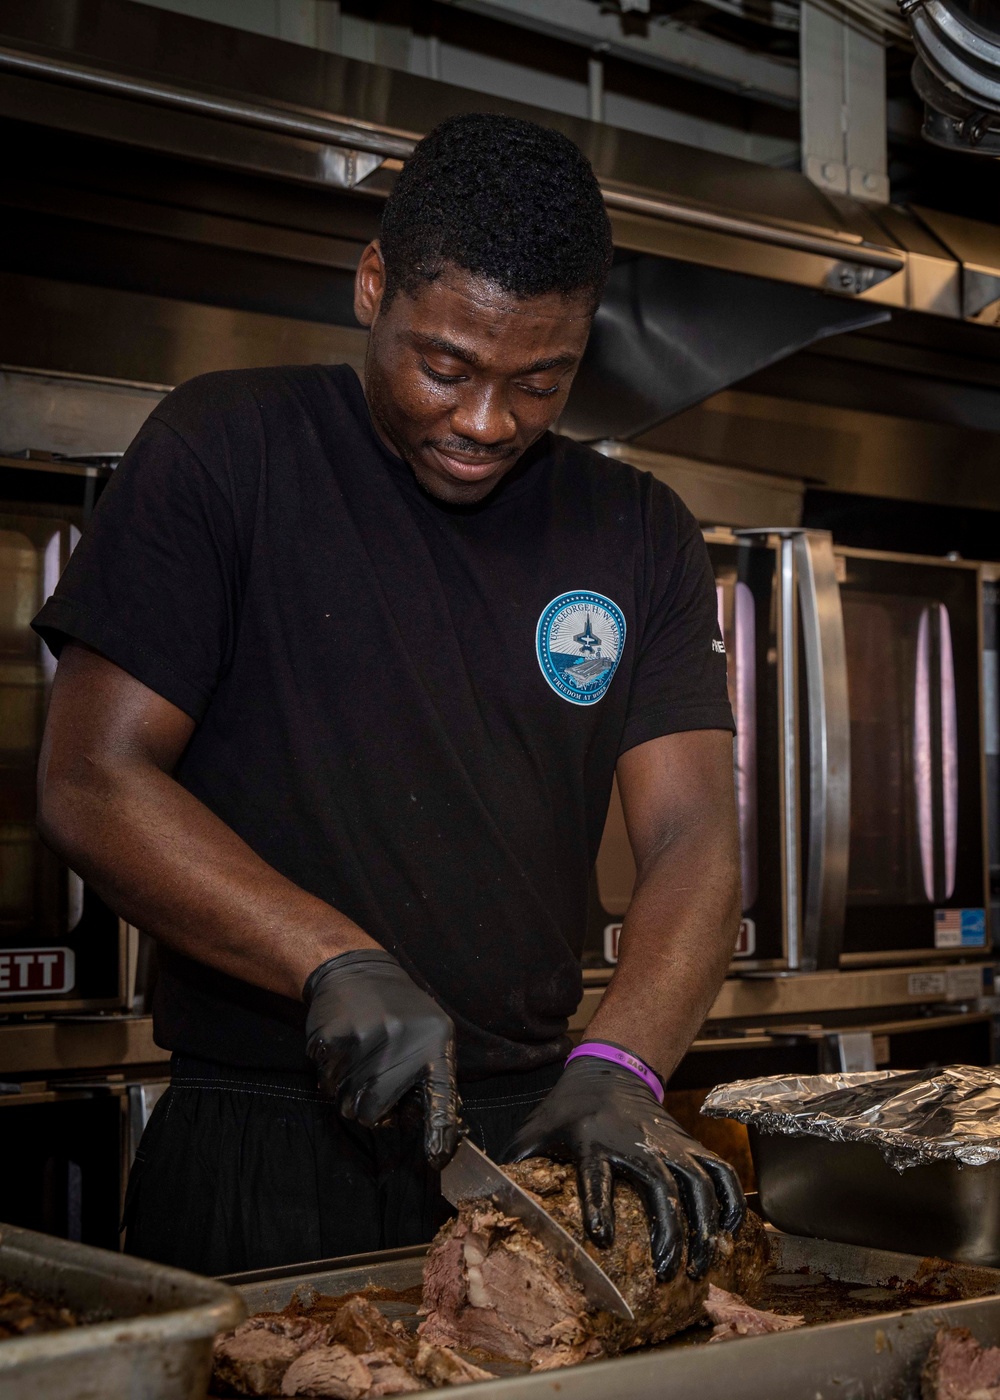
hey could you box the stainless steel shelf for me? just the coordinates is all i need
[0,1014,169,1077]
[576,961,996,1031]
[5,964,994,1075]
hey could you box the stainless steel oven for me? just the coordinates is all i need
[585,529,789,973]
[584,530,989,977]
[836,547,988,965]
[708,530,787,968]
[0,454,128,1013]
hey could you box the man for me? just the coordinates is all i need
[35,112,743,1281]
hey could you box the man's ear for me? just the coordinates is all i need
[355,241,386,329]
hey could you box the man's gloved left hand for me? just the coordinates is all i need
[505,1048,745,1283]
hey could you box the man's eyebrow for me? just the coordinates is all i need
[414,333,481,367]
[517,354,578,374]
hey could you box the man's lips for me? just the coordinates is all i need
[429,446,511,483]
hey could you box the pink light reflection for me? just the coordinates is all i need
[914,608,934,903]
[735,582,758,911]
[717,581,758,912]
[940,607,958,900]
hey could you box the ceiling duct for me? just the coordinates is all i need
[903,0,1000,154]
[561,255,890,441]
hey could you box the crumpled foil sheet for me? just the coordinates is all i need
[702,1066,1000,1170]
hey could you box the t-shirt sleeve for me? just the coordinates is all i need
[619,484,735,756]
[32,415,242,721]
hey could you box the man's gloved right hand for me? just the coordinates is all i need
[304,948,460,1170]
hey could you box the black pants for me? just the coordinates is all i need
[123,1055,561,1277]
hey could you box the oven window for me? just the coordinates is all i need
[845,591,957,906]
[0,520,74,932]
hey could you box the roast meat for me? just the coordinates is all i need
[418,1157,771,1369]
[0,1284,80,1340]
[214,1317,331,1396]
[703,1284,804,1342]
[922,1326,1000,1400]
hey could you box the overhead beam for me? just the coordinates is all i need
[438,0,799,108]
[695,0,798,32]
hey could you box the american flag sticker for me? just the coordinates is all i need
[935,909,986,949]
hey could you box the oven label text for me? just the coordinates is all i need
[0,947,76,996]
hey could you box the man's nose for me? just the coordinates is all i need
[450,386,516,445]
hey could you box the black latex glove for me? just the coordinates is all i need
[304,948,459,1170]
[506,1054,745,1282]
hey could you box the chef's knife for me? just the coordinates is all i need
[440,1137,634,1321]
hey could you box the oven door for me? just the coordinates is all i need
[837,548,988,964]
[584,531,786,972]
[0,458,125,1012]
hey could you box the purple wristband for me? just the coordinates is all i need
[565,1041,665,1104]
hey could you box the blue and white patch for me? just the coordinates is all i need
[536,591,626,705]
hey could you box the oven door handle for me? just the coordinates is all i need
[795,531,850,970]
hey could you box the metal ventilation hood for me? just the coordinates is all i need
[0,0,998,442]
[560,255,890,441]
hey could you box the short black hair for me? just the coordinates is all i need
[379,112,613,309]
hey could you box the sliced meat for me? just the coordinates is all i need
[703,1284,804,1341]
[361,1355,424,1396]
[419,1157,770,1369]
[213,1290,494,1396]
[316,1295,426,1394]
[421,1204,600,1366]
[214,1316,330,1396]
[326,1296,414,1361]
[281,1344,373,1398]
[412,1340,494,1387]
[922,1326,1000,1400]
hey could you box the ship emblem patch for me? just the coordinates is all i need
[536,591,626,706]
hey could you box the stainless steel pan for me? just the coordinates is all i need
[0,1221,245,1400]
[750,1127,1000,1267]
[228,1229,1000,1400]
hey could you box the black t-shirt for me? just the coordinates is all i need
[33,364,733,1078]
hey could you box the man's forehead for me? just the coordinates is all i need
[409,266,595,325]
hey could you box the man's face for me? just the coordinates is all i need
[355,243,594,504]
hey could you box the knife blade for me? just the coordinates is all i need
[440,1138,634,1321]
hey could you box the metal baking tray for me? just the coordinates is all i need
[749,1126,1000,1268]
[0,1220,245,1400]
[226,1230,1000,1400]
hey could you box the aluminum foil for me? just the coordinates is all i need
[702,1066,1000,1170]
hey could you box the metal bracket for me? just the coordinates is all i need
[801,2,888,205]
[825,260,891,295]
[318,148,387,188]
[826,1030,877,1072]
